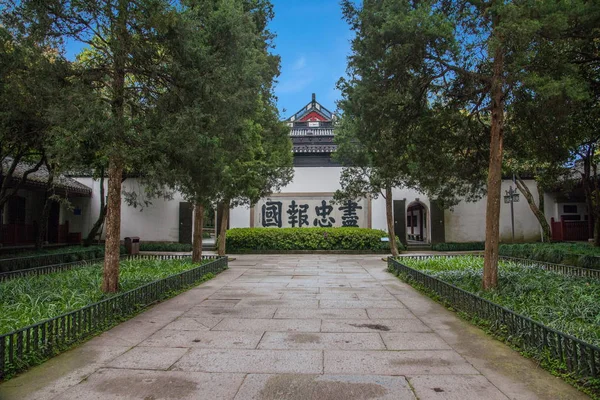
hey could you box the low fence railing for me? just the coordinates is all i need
[398,254,600,279]
[0,255,228,380]
[0,248,102,273]
[388,257,600,381]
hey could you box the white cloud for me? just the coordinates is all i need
[292,55,306,71]
[276,76,314,94]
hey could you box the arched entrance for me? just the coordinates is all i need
[406,201,429,243]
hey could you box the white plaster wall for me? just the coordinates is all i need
[230,204,251,229]
[73,177,187,241]
[444,179,542,242]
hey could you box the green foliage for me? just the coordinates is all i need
[499,243,600,269]
[400,256,600,347]
[431,242,485,252]
[139,242,193,252]
[226,228,403,253]
[0,246,107,273]
[0,258,212,335]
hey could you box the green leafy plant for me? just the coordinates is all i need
[226,227,403,253]
[499,243,600,269]
[432,242,485,251]
[139,242,194,252]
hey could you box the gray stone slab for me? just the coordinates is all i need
[173,349,323,374]
[198,299,241,308]
[366,308,414,319]
[161,316,223,331]
[257,332,386,350]
[320,300,405,309]
[184,306,276,319]
[212,318,321,332]
[105,347,188,370]
[381,333,451,350]
[321,319,431,333]
[275,308,369,319]
[52,369,245,400]
[235,299,320,308]
[408,375,509,400]
[324,350,479,375]
[140,329,262,349]
[234,374,416,400]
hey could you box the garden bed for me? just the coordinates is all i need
[0,256,227,380]
[498,242,600,269]
[389,255,600,397]
[0,246,107,273]
[226,227,402,253]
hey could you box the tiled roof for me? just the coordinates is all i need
[2,159,92,196]
[292,144,338,153]
[290,128,335,136]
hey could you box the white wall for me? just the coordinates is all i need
[73,177,187,242]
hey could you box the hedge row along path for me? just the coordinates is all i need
[0,255,587,400]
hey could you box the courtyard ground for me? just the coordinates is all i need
[0,255,588,399]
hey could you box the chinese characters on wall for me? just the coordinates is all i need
[257,197,367,228]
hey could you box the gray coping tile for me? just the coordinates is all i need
[408,375,509,400]
[184,306,277,319]
[234,374,416,400]
[212,318,321,333]
[366,308,415,319]
[320,300,405,309]
[172,349,323,374]
[139,329,263,349]
[51,369,245,400]
[235,299,320,308]
[275,308,369,319]
[321,319,431,333]
[381,333,452,350]
[257,332,386,350]
[324,350,479,375]
[105,347,188,370]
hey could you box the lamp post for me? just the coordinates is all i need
[504,179,520,242]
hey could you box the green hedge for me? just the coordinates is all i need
[499,243,600,270]
[0,246,106,273]
[139,242,194,252]
[226,227,404,253]
[432,242,485,251]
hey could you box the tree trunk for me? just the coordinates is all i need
[84,171,106,247]
[515,175,551,242]
[217,201,229,256]
[192,203,204,262]
[483,40,505,290]
[102,158,123,293]
[35,165,55,250]
[385,186,399,257]
[102,0,127,293]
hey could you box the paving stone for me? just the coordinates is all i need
[198,299,241,308]
[234,374,416,400]
[320,300,405,309]
[51,369,245,400]
[160,316,223,331]
[212,318,321,332]
[324,350,479,375]
[172,349,323,374]
[140,329,263,349]
[366,308,415,319]
[235,299,320,308]
[275,308,369,319]
[380,333,451,350]
[408,375,509,399]
[257,332,386,350]
[184,306,276,319]
[105,347,188,370]
[321,319,430,333]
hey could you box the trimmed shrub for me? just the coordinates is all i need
[431,242,484,251]
[499,243,600,270]
[226,227,403,253]
[0,246,105,273]
[139,242,194,252]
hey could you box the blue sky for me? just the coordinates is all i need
[269,0,353,118]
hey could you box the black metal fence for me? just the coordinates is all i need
[388,257,600,381]
[0,248,103,273]
[399,254,600,280]
[0,256,228,380]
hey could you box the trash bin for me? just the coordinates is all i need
[124,236,140,255]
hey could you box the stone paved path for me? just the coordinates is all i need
[0,255,588,399]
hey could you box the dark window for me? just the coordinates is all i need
[407,215,412,227]
[562,215,581,221]
[563,205,578,213]
[7,196,26,224]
